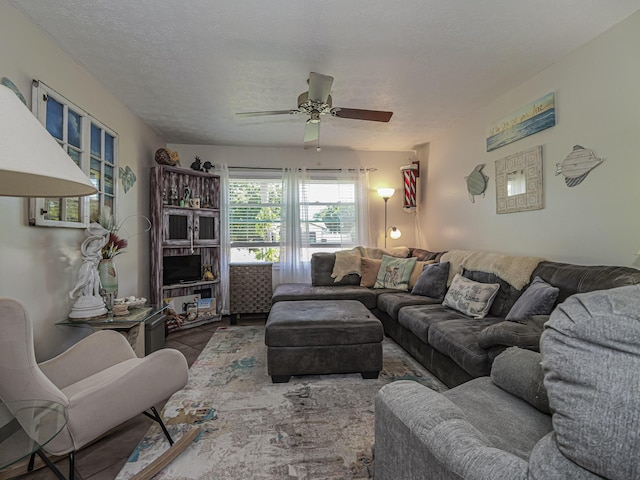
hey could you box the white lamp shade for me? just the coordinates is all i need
[377,187,395,199]
[389,227,402,240]
[0,84,97,197]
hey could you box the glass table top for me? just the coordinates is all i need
[57,304,168,326]
[0,400,68,470]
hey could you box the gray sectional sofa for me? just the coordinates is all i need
[272,248,640,388]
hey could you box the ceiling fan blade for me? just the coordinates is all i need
[236,110,296,117]
[308,72,334,104]
[333,108,393,122]
[303,121,319,147]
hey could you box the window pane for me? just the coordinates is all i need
[91,124,101,156]
[105,133,114,163]
[105,165,114,195]
[90,159,101,185]
[89,194,100,222]
[65,197,80,222]
[104,195,114,216]
[44,198,61,221]
[45,97,63,140]
[67,147,81,166]
[68,109,81,147]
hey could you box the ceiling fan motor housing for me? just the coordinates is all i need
[297,92,333,121]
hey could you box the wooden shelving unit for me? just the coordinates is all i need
[150,165,221,328]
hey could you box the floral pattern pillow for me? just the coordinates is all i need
[442,273,500,319]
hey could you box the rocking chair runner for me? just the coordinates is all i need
[0,297,189,479]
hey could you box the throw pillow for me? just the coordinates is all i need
[442,273,500,319]
[506,276,559,321]
[411,262,450,299]
[373,255,417,290]
[360,258,383,287]
[408,260,436,289]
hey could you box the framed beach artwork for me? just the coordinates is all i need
[486,93,556,152]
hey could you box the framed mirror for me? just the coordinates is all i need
[495,145,543,214]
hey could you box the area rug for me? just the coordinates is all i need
[116,326,445,479]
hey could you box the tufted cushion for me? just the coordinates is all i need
[541,285,640,479]
[442,274,500,319]
[506,276,559,321]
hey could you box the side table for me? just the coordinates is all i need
[56,305,168,357]
[0,400,68,480]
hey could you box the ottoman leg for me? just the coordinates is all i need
[361,371,380,380]
[271,375,291,383]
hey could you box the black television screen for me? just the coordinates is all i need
[163,255,201,285]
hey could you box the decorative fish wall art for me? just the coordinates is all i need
[119,165,137,193]
[556,145,603,187]
[465,164,489,203]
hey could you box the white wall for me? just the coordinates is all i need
[0,4,166,360]
[422,11,640,267]
[167,144,418,248]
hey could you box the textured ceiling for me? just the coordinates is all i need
[10,1,640,151]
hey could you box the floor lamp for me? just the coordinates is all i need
[377,187,401,248]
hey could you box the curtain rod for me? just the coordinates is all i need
[218,165,377,173]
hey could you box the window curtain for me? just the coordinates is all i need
[214,163,230,314]
[337,168,371,247]
[278,167,311,284]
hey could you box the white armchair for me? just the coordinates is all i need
[0,297,189,479]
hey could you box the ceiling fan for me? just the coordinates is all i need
[236,72,393,150]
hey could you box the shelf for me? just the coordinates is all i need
[162,279,220,291]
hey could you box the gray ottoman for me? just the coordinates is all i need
[265,300,384,383]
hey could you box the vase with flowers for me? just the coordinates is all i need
[97,215,128,302]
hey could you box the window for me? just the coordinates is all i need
[229,173,363,263]
[29,80,118,228]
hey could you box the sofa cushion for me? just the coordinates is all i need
[411,261,450,299]
[373,255,417,291]
[398,304,466,344]
[311,253,360,286]
[462,269,523,317]
[410,247,447,262]
[491,347,550,414]
[428,316,503,377]
[272,283,379,309]
[376,292,440,321]
[541,285,640,479]
[442,274,500,319]
[409,260,435,289]
[360,258,382,287]
[506,276,559,321]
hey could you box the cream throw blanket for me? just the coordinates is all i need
[332,246,410,282]
[440,249,544,290]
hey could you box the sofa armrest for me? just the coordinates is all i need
[478,316,548,350]
[491,347,550,414]
[375,381,528,480]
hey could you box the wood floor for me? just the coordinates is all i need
[9,314,266,480]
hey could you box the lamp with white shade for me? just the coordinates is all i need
[0,83,98,198]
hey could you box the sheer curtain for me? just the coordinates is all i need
[214,163,230,314]
[338,168,371,247]
[278,167,311,284]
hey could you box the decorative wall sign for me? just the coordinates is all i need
[486,93,556,152]
[555,145,603,187]
[495,145,543,214]
[465,164,489,203]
